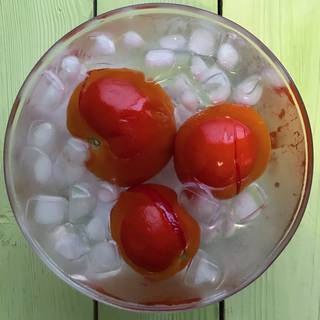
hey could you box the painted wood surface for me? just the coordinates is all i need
[98,0,217,13]
[223,0,320,319]
[2,0,318,319]
[97,1,219,319]
[0,1,94,319]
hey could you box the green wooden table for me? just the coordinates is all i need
[1,0,318,319]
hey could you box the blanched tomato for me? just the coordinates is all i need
[67,68,176,187]
[110,184,200,280]
[174,104,271,199]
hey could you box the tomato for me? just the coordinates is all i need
[110,184,200,280]
[174,104,271,199]
[67,68,176,187]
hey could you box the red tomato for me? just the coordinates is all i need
[67,68,176,187]
[174,104,271,199]
[110,184,200,280]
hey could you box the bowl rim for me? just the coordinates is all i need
[3,2,314,312]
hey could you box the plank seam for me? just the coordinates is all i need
[93,0,97,17]
[93,1,98,318]
[218,1,225,319]
[93,300,98,320]
[218,0,223,15]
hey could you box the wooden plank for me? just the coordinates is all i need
[0,1,94,319]
[97,0,219,319]
[222,0,320,319]
[98,0,217,14]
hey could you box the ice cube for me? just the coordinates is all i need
[27,121,56,152]
[122,31,144,49]
[201,214,237,244]
[20,147,52,185]
[26,195,67,226]
[87,241,121,273]
[92,201,113,219]
[54,224,90,260]
[180,91,200,112]
[34,154,53,184]
[199,66,231,103]
[29,71,65,112]
[189,29,215,56]
[217,43,239,70]
[178,182,226,227]
[62,138,89,166]
[232,183,267,223]
[190,56,208,78]
[85,215,108,243]
[262,67,284,88]
[97,182,119,203]
[145,49,175,68]
[68,183,96,223]
[173,73,192,95]
[52,154,85,189]
[58,55,83,83]
[160,34,186,50]
[233,75,263,105]
[184,250,221,287]
[174,104,193,128]
[86,33,116,57]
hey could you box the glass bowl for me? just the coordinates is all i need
[4,3,313,312]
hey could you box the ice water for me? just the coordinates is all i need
[10,12,306,305]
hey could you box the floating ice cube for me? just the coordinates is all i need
[189,29,215,56]
[190,56,208,78]
[201,214,237,244]
[97,182,119,203]
[178,183,225,227]
[26,195,67,226]
[217,43,239,70]
[34,154,53,184]
[27,121,56,152]
[180,91,200,112]
[233,75,263,105]
[184,250,221,287]
[175,73,192,92]
[58,55,83,83]
[92,201,113,219]
[85,215,108,243]
[49,101,69,132]
[20,147,52,185]
[52,154,85,189]
[86,33,116,57]
[62,138,89,166]
[160,34,186,50]
[145,49,175,68]
[199,66,231,103]
[87,241,121,274]
[29,71,65,112]
[232,183,267,223]
[262,67,284,88]
[54,224,90,260]
[122,31,144,49]
[174,104,193,128]
[68,183,96,223]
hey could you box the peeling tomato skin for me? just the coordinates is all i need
[174,104,271,199]
[67,68,176,187]
[110,184,200,280]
